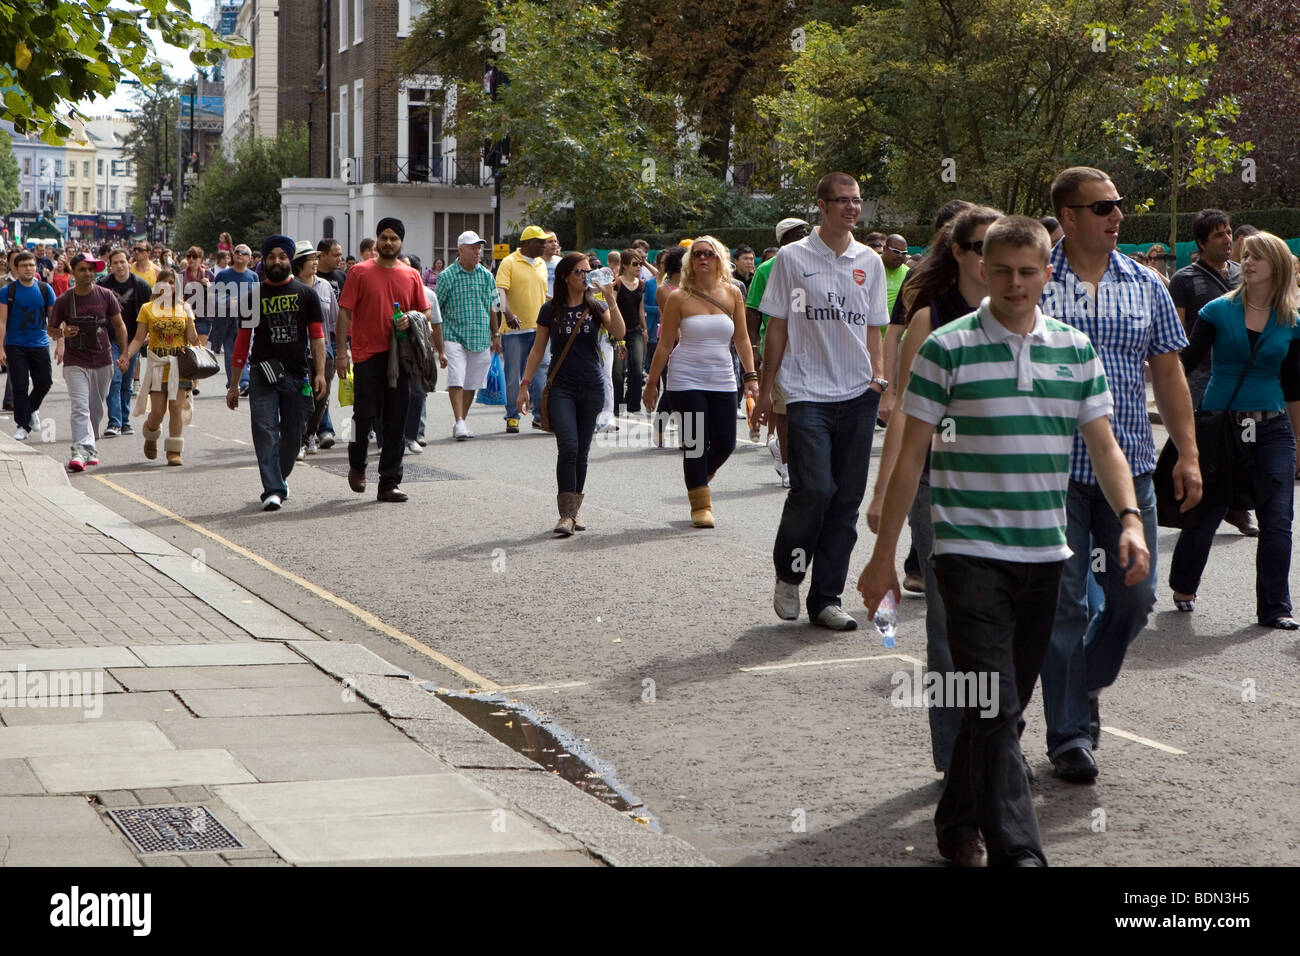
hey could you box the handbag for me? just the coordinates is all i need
[538,302,590,432]
[1154,328,1267,528]
[176,345,220,380]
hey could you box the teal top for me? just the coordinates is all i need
[1197,296,1300,412]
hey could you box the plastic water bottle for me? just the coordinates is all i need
[875,592,898,648]
[586,267,613,289]
[392,301,407,339]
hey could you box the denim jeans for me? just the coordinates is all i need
[612,329,645,415]
[1170,415,1295,622]
[304,343,336,442]
[934,554,1062,867]
[404,378,427,443]
[909,475,960,773]
[107,342,140,430]
[249,374,313,501]
[666,388,736,489]
[348,351,408,492]
[208,314,239,387]
[501,330,545,422]
[773,388,880,617]
[547,378,603,493]
[5,344,52,430]
[1041,473,1158,758]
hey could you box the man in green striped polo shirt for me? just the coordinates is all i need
[858,215,1150,867]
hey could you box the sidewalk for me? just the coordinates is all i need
[0,430,707,867]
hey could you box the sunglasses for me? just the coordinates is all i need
[955,240,984,255]
[691,248,717,259]
[1065,197,1125,216]
[885,247,908,255]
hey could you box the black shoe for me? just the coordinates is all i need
[938,837,987,867]
[1,402,11,411]
[1225,509,1259,536]
[377,486,408,503]
[1089,698,1101,750]
[1051,746,1098,783]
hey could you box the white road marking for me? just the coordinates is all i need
[741,653,925,673]
[490,680,588,694]
[1100,727,1186,754]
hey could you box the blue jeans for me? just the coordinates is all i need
[1041,473,1158,758]
[107,342,140,429]
[502,331,546,421]
[547,378,603,493]
[248,374,313,501]
[1170,415,1295,622]
[773,388,880,617]
[208,314,239,388]
[909,475,960,773]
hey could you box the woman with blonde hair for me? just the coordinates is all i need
[1170,231,1300,627]
[123,268,199,465]
[642,235,759,527]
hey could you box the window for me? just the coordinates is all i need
[83,161,90,179]
[338,86,349,179]
[406,86,444,182]
[23,157,30,175]
[38,190,46,209]
[353,79,363,169]
[338,0,347,52]
[98,186,104,209]
[22,190,30,209]
[69,191,75,211]
[54,159,63,176]
[98,158,104,175]
[398,0,410,36]
[353,0,363,43]
[110,187,117,208]
[323,216,335,239]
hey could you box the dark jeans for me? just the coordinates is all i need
[908,476,960,773]
[304,344,337,443]
[107,342,140,429]
[208,314,239,387]
[773,388,880,617]
[612,330,645,415]
[6,344,53,429]
[404,378,426,443]
[1170,415,1295,622]
[249,375,313,501]
[548,378,603,493]
[665,388,736,489]
[934,553,1063,867]
[348,352,408,491]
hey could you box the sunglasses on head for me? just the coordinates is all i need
[1065,197,1125,216]
[955,239,984,255]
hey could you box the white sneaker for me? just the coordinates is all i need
[814,605,858,631]
[774,578,800,621]
[768,435,782,468]
[305,436,319,455]
[779,464,790,488]
[13,427,28,441]
[464,424,476,438]
[262,495,282,511]
[296,445,307,461]
[736,405,747,419]
[29,411,40,430]
[406,440,423,454]
[453,419,468,441]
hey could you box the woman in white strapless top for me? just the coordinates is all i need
[643,235,760,528]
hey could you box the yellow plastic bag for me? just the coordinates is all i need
[338,368,355,406]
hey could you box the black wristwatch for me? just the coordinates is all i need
[1118,507,1142,522]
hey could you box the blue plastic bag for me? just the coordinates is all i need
[477,351,505,405]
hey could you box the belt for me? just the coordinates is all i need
[1233,410,1283,424]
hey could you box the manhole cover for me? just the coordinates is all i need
[309,459,467,482]
[108,806,243,854]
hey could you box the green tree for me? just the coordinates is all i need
[1100,0,1253,250]
[399,0,720,249]
[0,0,249,142]
[0,134,19,216]
[122,77,180,219]
[174,125,308,252]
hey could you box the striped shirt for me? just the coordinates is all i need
[758,229,889,403]
[902,300,1113,562]
[435,261,497,351]
[1039,244,1186,483]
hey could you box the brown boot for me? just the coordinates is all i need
[142,424,162,460]
[688,486,714,528]
[164,436,183,466]
[554,493,577,536]
[573,493,586,531]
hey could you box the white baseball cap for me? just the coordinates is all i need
[457,230,485,247]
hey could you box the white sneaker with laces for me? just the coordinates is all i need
[262,495,282,511]
[814,605,858,631]
[406,440,423,454]
[305,437,319,455]
[453,419,468,441]
[774,577,800,621]
[296,445,307,461]
[14,427,28,441]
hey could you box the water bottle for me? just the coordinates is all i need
[586,267,613,289]
[875,592,898,648]
[392,301,407,339]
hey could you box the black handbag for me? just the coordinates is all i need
[176,345,220,380]
[1154,329,1267,528]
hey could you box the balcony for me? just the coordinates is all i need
[370,151,491,188]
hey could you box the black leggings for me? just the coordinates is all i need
[666,388,736,489]
[548,379,603,493]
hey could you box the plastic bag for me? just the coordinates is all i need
[477,351,505,405]
[338,367,355,406]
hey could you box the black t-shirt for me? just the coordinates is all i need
[252,277,321,377]
[1169,260,1241,376]
[615,279,645,334]
[928,284,976,330]
[96,273,152,340]
[538,297,608,388]
[324,268,347,299]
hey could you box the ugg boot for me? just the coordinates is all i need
[573,493,586,531]
[554,492,577,536]
[142,424,162,460]
[165,436,184,466]
[688,486,714,528]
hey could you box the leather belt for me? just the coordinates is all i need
[1233,410,1283,424]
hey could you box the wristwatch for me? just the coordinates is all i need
[870,377,890,392]
[1118,507,1142,521]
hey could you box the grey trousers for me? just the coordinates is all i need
[63,363,114,454]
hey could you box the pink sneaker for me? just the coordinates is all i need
[67,455,85,473]
[85,454,99,466]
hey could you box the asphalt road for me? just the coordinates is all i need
[13,368,1300,866]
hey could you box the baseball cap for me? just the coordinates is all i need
[678,238,694,247]
[69,252,104,271]
[520,225,548,241]
[291,240,318,261]
[775,218,810,242]
[457,230,485,246]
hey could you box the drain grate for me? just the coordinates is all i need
[108,806,243,854]
[309,458,468,482]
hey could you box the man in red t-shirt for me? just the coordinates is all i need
[336,217,432,502]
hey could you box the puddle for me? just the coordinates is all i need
[429,687,659,831]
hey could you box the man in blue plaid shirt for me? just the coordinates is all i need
[1037,166,1202,784]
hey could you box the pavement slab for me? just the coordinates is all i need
[0,720,175,760]
[31,747,257,792]
[0,647,144,672]
[129,643,300,667]
[0,690,190,725]
[174,685,375,717]
[287,641,414,678]
[226,742,449,782]
[0,796,139,866]
[109,663,337,692]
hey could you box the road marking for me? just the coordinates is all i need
[491,680,588,694]
[741,653,925,673]
[86,473,501,691]
[1100,727,1187,754]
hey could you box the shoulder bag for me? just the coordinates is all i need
[176,344,221,380]
[537,302,591,433]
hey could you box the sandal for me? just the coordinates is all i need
[1266,617,1300,630]
[1173,592,1196,612]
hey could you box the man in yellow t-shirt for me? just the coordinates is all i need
[130,240,158,288]
[496,224,550,432]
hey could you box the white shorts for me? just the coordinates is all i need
[444,341,493,390]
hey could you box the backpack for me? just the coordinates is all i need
[5,279,55,325]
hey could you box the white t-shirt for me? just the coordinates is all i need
[758,228,889,403]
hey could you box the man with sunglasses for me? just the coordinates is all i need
[757,173,890,631]
[1038,166,1201,783]
[130,241,157,288]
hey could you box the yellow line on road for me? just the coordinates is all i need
[87,473,501,690]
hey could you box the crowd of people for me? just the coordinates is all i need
[1,167,1297,868]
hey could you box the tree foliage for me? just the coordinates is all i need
[0,134,19,217]
[0,0,249,142]
[174,125,308,252]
